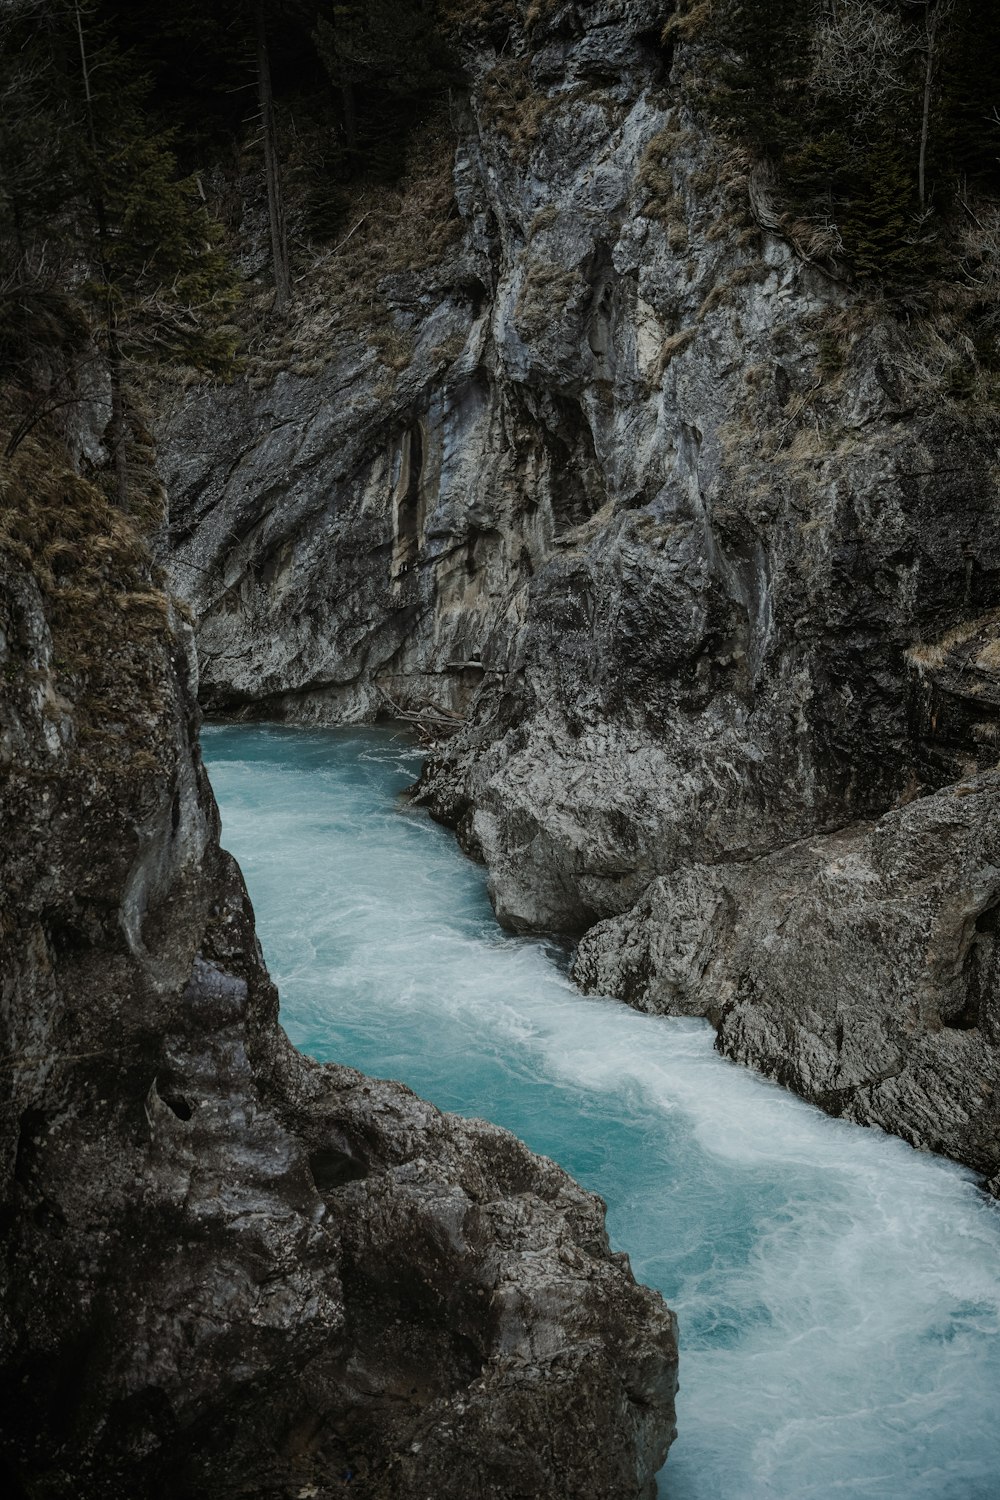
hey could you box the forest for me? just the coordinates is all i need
[1,0,999,486]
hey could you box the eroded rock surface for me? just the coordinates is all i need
[0,441,676,1495]
[574,773,1000,1173]
[157,0,1000,1184]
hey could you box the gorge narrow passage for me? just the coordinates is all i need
[204,724,1000,1500]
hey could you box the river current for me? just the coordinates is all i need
[203,723,1000,1500]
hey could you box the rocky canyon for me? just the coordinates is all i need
[3,0,999,1495]
[159,0,1000,1191]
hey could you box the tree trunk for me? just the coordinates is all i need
[255,0,291,311]
[107,325,128,510]
[918,0,954,212]
[341,77,357,152]
[74,0,128,507]
[918,3,935,211]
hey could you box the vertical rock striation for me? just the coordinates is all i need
[157,0,1000,1184]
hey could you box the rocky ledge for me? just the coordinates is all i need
[0,424,677,1495]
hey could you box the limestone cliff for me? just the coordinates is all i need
[158,0,1000,1186]
[0,410,676,1493]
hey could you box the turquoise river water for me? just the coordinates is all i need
[203,723,1000,1500]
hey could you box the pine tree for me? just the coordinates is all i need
[312,1,449,178]
[939,0,1000,188]
[255,0,291,308]
[77,4,239,487]
[0,4,86,386]
[838,139,927,280]
[709,0,813,157]
[704,0,961,285]
[0,2,239,494]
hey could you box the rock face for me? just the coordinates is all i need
[158,0,1000,1186]
[574,774,1000,1176]
[0,431,676,1494]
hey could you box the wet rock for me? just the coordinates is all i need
[0,453,677,1495]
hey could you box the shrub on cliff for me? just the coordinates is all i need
[691,0,1000,294]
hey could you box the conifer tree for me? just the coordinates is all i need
[312,1,448,178]
[939,0,1000,188]
[0,1,239,494]
[78,2,239,497]
[0,4,72,275]
[710,0,813,157]
[705,0,970,284]
[255,0,291,308]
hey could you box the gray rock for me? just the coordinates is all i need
[574,774,1000,1174]
[154,1,1000,1188]
[0,440,677,1494]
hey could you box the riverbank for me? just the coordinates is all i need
[205,722,1000,1500]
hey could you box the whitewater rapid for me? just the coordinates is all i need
[204,723,1000,1500]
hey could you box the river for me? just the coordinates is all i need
[203,723,1000,1500]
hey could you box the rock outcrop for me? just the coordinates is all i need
[157,0,1000,1185]
[574,772,1000,1176]
[0,422,677,1495]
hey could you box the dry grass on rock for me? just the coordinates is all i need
[243,125,464,380]
[0,392,178,771]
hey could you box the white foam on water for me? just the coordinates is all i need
[204,725,1000,1500]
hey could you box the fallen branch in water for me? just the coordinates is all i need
[375,686,466,741]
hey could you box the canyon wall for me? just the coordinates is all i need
[0,410,676,1493]
[158,0,1000,1186]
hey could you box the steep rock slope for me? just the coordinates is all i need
[158,1,1000,1184]
[0,420,677,1495]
